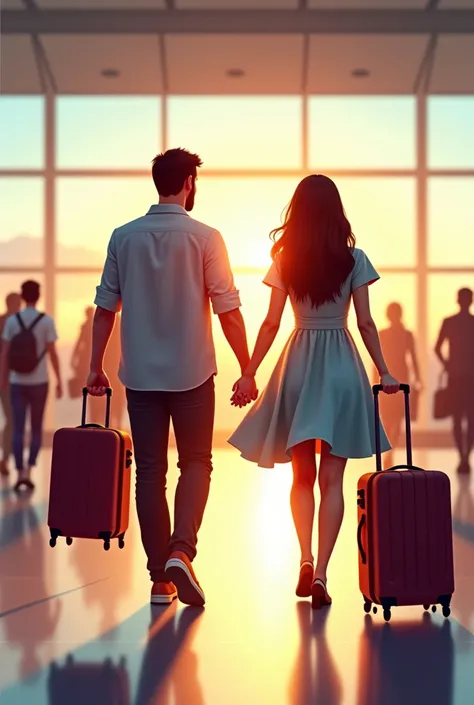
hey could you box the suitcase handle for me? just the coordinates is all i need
[357,514,367,565]
[81,387,112,428]
[373,383,413,472]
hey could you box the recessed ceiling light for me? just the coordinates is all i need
[226,68,245,79]
[101,68,120,78]
[352,68,371,78]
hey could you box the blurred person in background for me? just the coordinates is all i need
[0,280,62,492]
[374,302,421,469]
[435,287,474,474]
[0,292,22,476]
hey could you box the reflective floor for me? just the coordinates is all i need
[0,448,473,705]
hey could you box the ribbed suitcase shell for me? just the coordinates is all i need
[357,384,455,612]
[357,469,454,606]
[47,388,132,545]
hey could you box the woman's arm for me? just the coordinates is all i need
[244,287,287,378]
[352,285,398,393]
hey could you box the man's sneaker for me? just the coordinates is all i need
[165,551,206,607]
[151,581,178,605]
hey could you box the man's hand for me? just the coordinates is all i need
[231,375,258,408]
[87,370,110,397]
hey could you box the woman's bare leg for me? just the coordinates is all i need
[290,440,317,565]
[314,442,347,584]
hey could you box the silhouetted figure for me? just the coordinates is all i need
[0,280,63,492]
[375,302,421,468]
[435,288,474,473]
[0,292,22,476]
[70,307,101,424]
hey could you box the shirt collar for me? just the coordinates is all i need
[147,204,189,217]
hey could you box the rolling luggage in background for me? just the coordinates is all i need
[48,388,133,551]
[48,655,130,705]
[357,384,454,622]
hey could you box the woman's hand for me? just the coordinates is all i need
[380,372,399,395]
[231,375,258,408]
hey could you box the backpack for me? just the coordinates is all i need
[8,312,46,374]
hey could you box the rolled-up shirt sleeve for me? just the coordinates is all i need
[94,231,122,312]
[204,229,241,315]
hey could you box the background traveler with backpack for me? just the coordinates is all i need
[0,281,62,492]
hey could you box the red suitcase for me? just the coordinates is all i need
[48,388,133,551]
[357,383,454,622]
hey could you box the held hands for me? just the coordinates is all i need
[231,374,258,408]
[380,372,400,395]
[87,370,110,397]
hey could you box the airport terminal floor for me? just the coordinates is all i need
[0,447,472,705]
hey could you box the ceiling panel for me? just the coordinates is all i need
[440,1,474,8]
[0,36,42,94]
[309,0,427,7]
[166,35,303,94]
[38,0,165,8]
[307,35,429,94]
[431,35,474,93]
[1,0,25,8]
[42,35,163,94]
[176,0,297,7]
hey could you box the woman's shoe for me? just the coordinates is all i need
[296,561,314,598]
[311,578,332,610]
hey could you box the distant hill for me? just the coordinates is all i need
[0,235,104,268]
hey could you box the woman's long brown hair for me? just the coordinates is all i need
[270,175,356,308]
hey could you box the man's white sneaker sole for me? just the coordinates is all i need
[150,589,178,605]
[165,558,206,607]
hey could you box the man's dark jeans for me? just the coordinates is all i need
[126,376,215,583]
[10,383,49,471]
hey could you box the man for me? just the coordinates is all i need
[0,292,22,475]
[435,287,474,473]
[87,148,255,607]
[0,280,62,491]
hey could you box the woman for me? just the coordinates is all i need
[375,302,421,468]
[228,175,398,609]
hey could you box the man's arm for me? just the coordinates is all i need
[88,232,121,392]
[218,309,250,375]
[204,229,250,372]
[0,342,9,390]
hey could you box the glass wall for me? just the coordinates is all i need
[1,93,473,435]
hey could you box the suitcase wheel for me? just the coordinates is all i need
[118,534,125,549]
[49,528,61,548]
[383,608,391,622]
[363,599,372,614]
[372,606,378,615]
[423,604,430,611]
[431,605,437,614]
[104,540,111,551]
[66,537,73,546]
[442,606,451,618]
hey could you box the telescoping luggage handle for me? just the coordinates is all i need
[373,383,423,473]
[81,387,112,429]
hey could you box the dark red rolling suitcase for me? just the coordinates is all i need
[48,388,133,551]
[357,383,455,622]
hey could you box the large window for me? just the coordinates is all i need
[0,97,44,169]
[2,93,474,436]
[309,97,416,170]
[56,97,162,169]
[0,178,44,266]
[169,97,302,170]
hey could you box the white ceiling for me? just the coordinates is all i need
[308,0,427,7]
[37,0,166,7]
[307,35,429,94]
[40,35,163,94]
[431,35,474,92]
